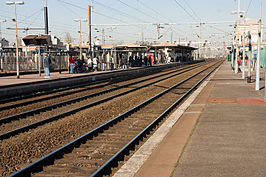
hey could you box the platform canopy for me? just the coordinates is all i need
[152,43,197,51]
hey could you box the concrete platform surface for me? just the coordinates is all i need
[0,71,103,87]
[116,61,266,177]
[172,62,266,177]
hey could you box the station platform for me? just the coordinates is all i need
[0,70,107,87]
[114,61,266,177]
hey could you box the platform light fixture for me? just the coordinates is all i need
[6,1,24,79]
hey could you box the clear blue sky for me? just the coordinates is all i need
[0,0,265,46]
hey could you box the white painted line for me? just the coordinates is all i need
[183,111,202,114]
[189,104,206,107]
[113,64,221,177]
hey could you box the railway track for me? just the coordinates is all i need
[0,78,111,105]
[0,62,193,104]
[0,63,202,117]
[7,60,222,177]
[0,62,206,140]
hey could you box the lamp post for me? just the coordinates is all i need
[6,1,24,79]
[74,19,87,60]
[256,0,262,91]
[0,20,7,72]
[232,0,245,73]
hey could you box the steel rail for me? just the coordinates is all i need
[0,63,204,139]
[0,79,111,111]
[0,63,200,111]
[0,62,190,104]
[9,61,222,177]
[0,78,111,104]
[91,61,222,177]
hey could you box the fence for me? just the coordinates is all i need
[0,52,69,73]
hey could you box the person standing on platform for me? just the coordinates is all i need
[144,55,148,66]
[69,55,75,74]
[87,56,92,72]
[148,56,152,66]
[43,53,51,78]
[121,55,127,69]
[93,56,98,72]
[110,56,114,70]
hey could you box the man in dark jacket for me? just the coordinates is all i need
[43,53,51,78]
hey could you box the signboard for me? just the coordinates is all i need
[23,35,51,46]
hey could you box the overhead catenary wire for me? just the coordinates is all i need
[57,0,82,18]
[1,0,236,45]
[136,0,188,37]
[91,0,186,41]
[173,0,198,22]
[91,0,149,24]
[116,0,157,22]
[1,0,194,43]
[90,0,154,41]
[57,0,129,24]
[172,0,204,40]
[0,8,75,32]
[182,0,201,21]
[57,0,159,42]
[243,0,253,19]
[137,0,173,23]
[1,2,86,42]
[2,8,44,29]
[27,10,44,28]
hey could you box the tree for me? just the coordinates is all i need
[65,32,73,44]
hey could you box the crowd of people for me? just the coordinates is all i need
[69,55,99,74]
[42,53,183,78]
[67,54,177,74]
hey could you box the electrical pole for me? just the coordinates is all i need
[242,32,245,79]
[235,43,239,73]
[79,20,82,60]
[107,27,116,45]
[0,20,6,72]
[157,24,160,41]
[197,22,203,59]
[256,0,262,91]
[102,28,105,45]
[111,28,113,45]
[235,0,241,74]
[15,3,19,78]
[44,0,48,34]
[156,24,164,41]
[231,36,235,68]
[170,31,173,44]
[88,5,92,51]
[247,31,252,83]
[260,0,266,101]
[74,19,87,60]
